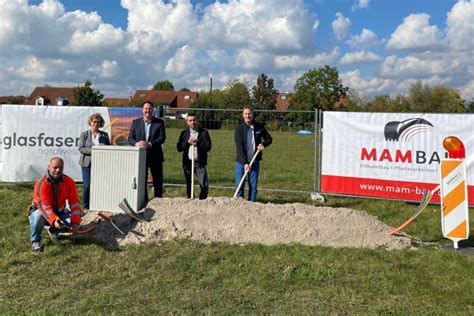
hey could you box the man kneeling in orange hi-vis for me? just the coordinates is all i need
[27,157,82,253]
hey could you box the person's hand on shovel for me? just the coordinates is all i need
[245,145,265,172]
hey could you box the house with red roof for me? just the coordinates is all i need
[26,87,75,106]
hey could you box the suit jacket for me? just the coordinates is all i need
[78,130,110,167]
[234,121,272,164]
[176,127,212,166]
[128,117,166,162]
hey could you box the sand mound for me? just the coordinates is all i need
[82,197,411,250]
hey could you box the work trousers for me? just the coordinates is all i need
[183,161,209,199]
[28,209,71,242]
[81,166,91,209]
[146,159,163,200]
[234,161,260,202]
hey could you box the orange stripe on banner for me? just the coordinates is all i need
[441,160,461,178]
[443,181,466,216]
[447,220,467,238]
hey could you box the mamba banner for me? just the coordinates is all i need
[1,105,142,181]
[321,112,474,205]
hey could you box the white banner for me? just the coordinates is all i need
[321,112,474,203]
[1,105,110,181]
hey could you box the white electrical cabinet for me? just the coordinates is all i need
[90,146,146,213]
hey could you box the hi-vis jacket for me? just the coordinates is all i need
[32,174,81,226]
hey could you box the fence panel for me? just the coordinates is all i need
[162,108,319,194]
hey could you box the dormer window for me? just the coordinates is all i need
[36,97,44,106]
[56,97,69,106]
[184,95,190,100]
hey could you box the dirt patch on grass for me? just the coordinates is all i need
[82,197,411,250]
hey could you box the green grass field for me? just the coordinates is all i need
[1,127,473,313]
[163,127,316,191]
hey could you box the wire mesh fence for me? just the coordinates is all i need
[161,108,320,195]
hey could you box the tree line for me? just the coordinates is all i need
[121,67,474,114]
[7,67,473,114]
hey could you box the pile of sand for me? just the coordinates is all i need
[82,197,411,250]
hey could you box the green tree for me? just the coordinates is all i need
[72,80,104,107]
[290,65,348,111]
[153,80,174,91]
[409,81,466,113]
[340,89,363,112]
[190,90,226,129]
[6,95,26,104]
[467,99,474,113]
[386,94,411,112]
[251,73,278,110]
[191,90,219,109]
[179,87,191,92]
[221,80,250,110]
[364,95,391,112]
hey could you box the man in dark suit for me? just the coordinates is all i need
[176,113,212,199]
[128,101,166,199]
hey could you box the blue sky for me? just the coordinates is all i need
[1,0,473,100]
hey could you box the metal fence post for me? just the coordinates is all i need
[311,108,325,202]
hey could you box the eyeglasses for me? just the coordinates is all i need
[92,120,100,124]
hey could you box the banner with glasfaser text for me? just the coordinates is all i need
[321,112,474,205]
[1,104,142,181]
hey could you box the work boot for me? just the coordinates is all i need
[32,241,42,254]
[47,227,59,241]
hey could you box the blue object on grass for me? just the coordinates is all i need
[297,130,313,135]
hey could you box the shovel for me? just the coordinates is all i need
[233,149,261,198]
[191,144,195,199]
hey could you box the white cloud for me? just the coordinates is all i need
[235,49,274,71]
[352,0,370,11]
[0,0,109,56]
[88,60,120,78]
[341,69,395,95]
[197,0,317,54]
[347,28,380,49]
[0,0,472,101]
[121,0,198,56]
[14,56,48,80]
[332,13,351,41]
[446,0,474,52]
[378,54,449,78]
[35,0,65,17]
[341,70,446,98]
[66,24,125,54]
[387,13,444,51]
[60,10,102,32]
[164,45,206,80]
[0,0,63,54]
[339,51,382,65]
[274,48,340,69]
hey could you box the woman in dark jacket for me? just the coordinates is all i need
[78,113,110,210]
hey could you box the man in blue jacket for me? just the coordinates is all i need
[128,101,166,199]
[234,106,272,202]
